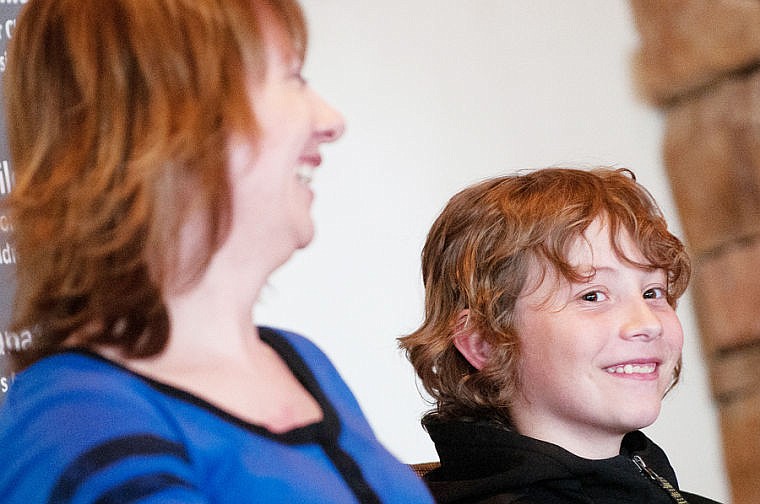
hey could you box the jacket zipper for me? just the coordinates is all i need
[632,455,689,504]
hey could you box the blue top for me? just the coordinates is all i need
[0,327,433,503]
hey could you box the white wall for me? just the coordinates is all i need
[257,1,731,502]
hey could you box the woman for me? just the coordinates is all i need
[400,167,720,503]
[0,1,433,502]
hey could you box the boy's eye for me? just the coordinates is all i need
[643,287,666,300]
[581,290,607,302]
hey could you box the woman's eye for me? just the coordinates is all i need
[581,291,607,302]
[643,287,666,300]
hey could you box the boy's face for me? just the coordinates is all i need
[509,218,683,459]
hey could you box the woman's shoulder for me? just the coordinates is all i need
[0,349,198,463]
[259,326,328,361]
[1,350,177,434]
[258,326,345,386]
[6,350,149,398]
[0,351,210,503]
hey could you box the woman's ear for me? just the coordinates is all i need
[452,309,492,370]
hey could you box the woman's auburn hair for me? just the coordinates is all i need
[5,0,306,370]
[398,167,691,427]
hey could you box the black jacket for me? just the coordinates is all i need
[423,419,722,504]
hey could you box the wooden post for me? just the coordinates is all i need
[629,1,760,502]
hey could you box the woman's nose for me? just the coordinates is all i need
[314,93,345,143]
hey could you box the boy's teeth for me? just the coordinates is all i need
[605,363,656,374]
[296,165,313,184]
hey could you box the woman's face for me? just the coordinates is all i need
[509,219,683,459]
[225,14,344,266]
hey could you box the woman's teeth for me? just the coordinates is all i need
[296,165,314,185]
[605,363,656,374]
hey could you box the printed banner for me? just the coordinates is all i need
[0,1,28,403]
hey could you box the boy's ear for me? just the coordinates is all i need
[452,309,492,370]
